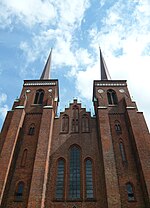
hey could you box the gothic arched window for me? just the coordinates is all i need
[21,149,27,167]
[15,181,24,201]
[85,159,94,199]
[34,89,44,104]
[115,121,122,134]
[69,146,81,199]
[126,183,135,201]
[28,124,35,135]
[61,114,69,133]
[55,159,65,200]
[72,106,79,132]
[119,141,126,162]
[115,124,122,132]
[82,114,89,132]
[107,89,118,105]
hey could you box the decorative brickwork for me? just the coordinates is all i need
[0,68,150,208]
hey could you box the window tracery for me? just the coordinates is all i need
[34,89,44,104]
[107,89,118,105]
[69,146,81,199]
[82,114,89,132]
[72,106,79,132]
[85,159,94,199]
[28,124,35,135]
[61,114,69,133]
[55,159,65,200]
[115,121,122,134]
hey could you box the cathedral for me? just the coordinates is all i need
[0,49,150,208]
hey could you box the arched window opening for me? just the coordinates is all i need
[69,146,81,199]
[34,89,44,104]
[85,159,94,199]
[107,89,118,105]
[21,149,27,167]
[28,124,35,135]
[14,181,24,201]
[61,114,69,133]
[126,183,135,201]
[115,121,122,134]
[119,141,126,162]
[72,106,79,132]
[55,159,65,200]
[115,124,122,132]
[82,114,89,132]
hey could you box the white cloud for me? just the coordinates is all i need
[75,62,100,100]
[0,0,56,28]
[17,0,91,71]
[0,93,7,104]
[0,65,3,75]
[53,0,90,27]
[0,0,90,29]
[75,0,150,128]
[1,0,150,129]
[20,42,38,63]
[75,48,93,66]
[99,0,107,7]
[0,93,9,120]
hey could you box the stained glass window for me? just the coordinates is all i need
[86,159,94,199]
[69,146,81,199]
[56,159,65,199]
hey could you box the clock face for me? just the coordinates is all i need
[98,89,104,94]
[119,89,125,93]
[48,89,53,92]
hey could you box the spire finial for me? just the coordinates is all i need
[40,48,52,80]
[99,47,111,80]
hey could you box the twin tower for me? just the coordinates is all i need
[0,49,150,208]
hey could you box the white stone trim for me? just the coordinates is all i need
[97,106,107,109]
[43,106,53,109]
[95,83,126,87]
[126,106,136,109]
[15,106,25,109]
[24,82,56,86]
[14,99,20,102]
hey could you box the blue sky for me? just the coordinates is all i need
[0,0,150,130]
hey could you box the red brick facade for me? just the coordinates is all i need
[0,77,150,208]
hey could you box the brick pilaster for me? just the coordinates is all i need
[0,105,26,205]
[126,108,150,206]
[27,106,54,208]
[97,107,121,208]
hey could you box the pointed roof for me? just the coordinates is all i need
[99,47,111,80]
[40,48,52,80]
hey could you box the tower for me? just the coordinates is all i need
[93,49,150,207]
[0,49,150,208]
